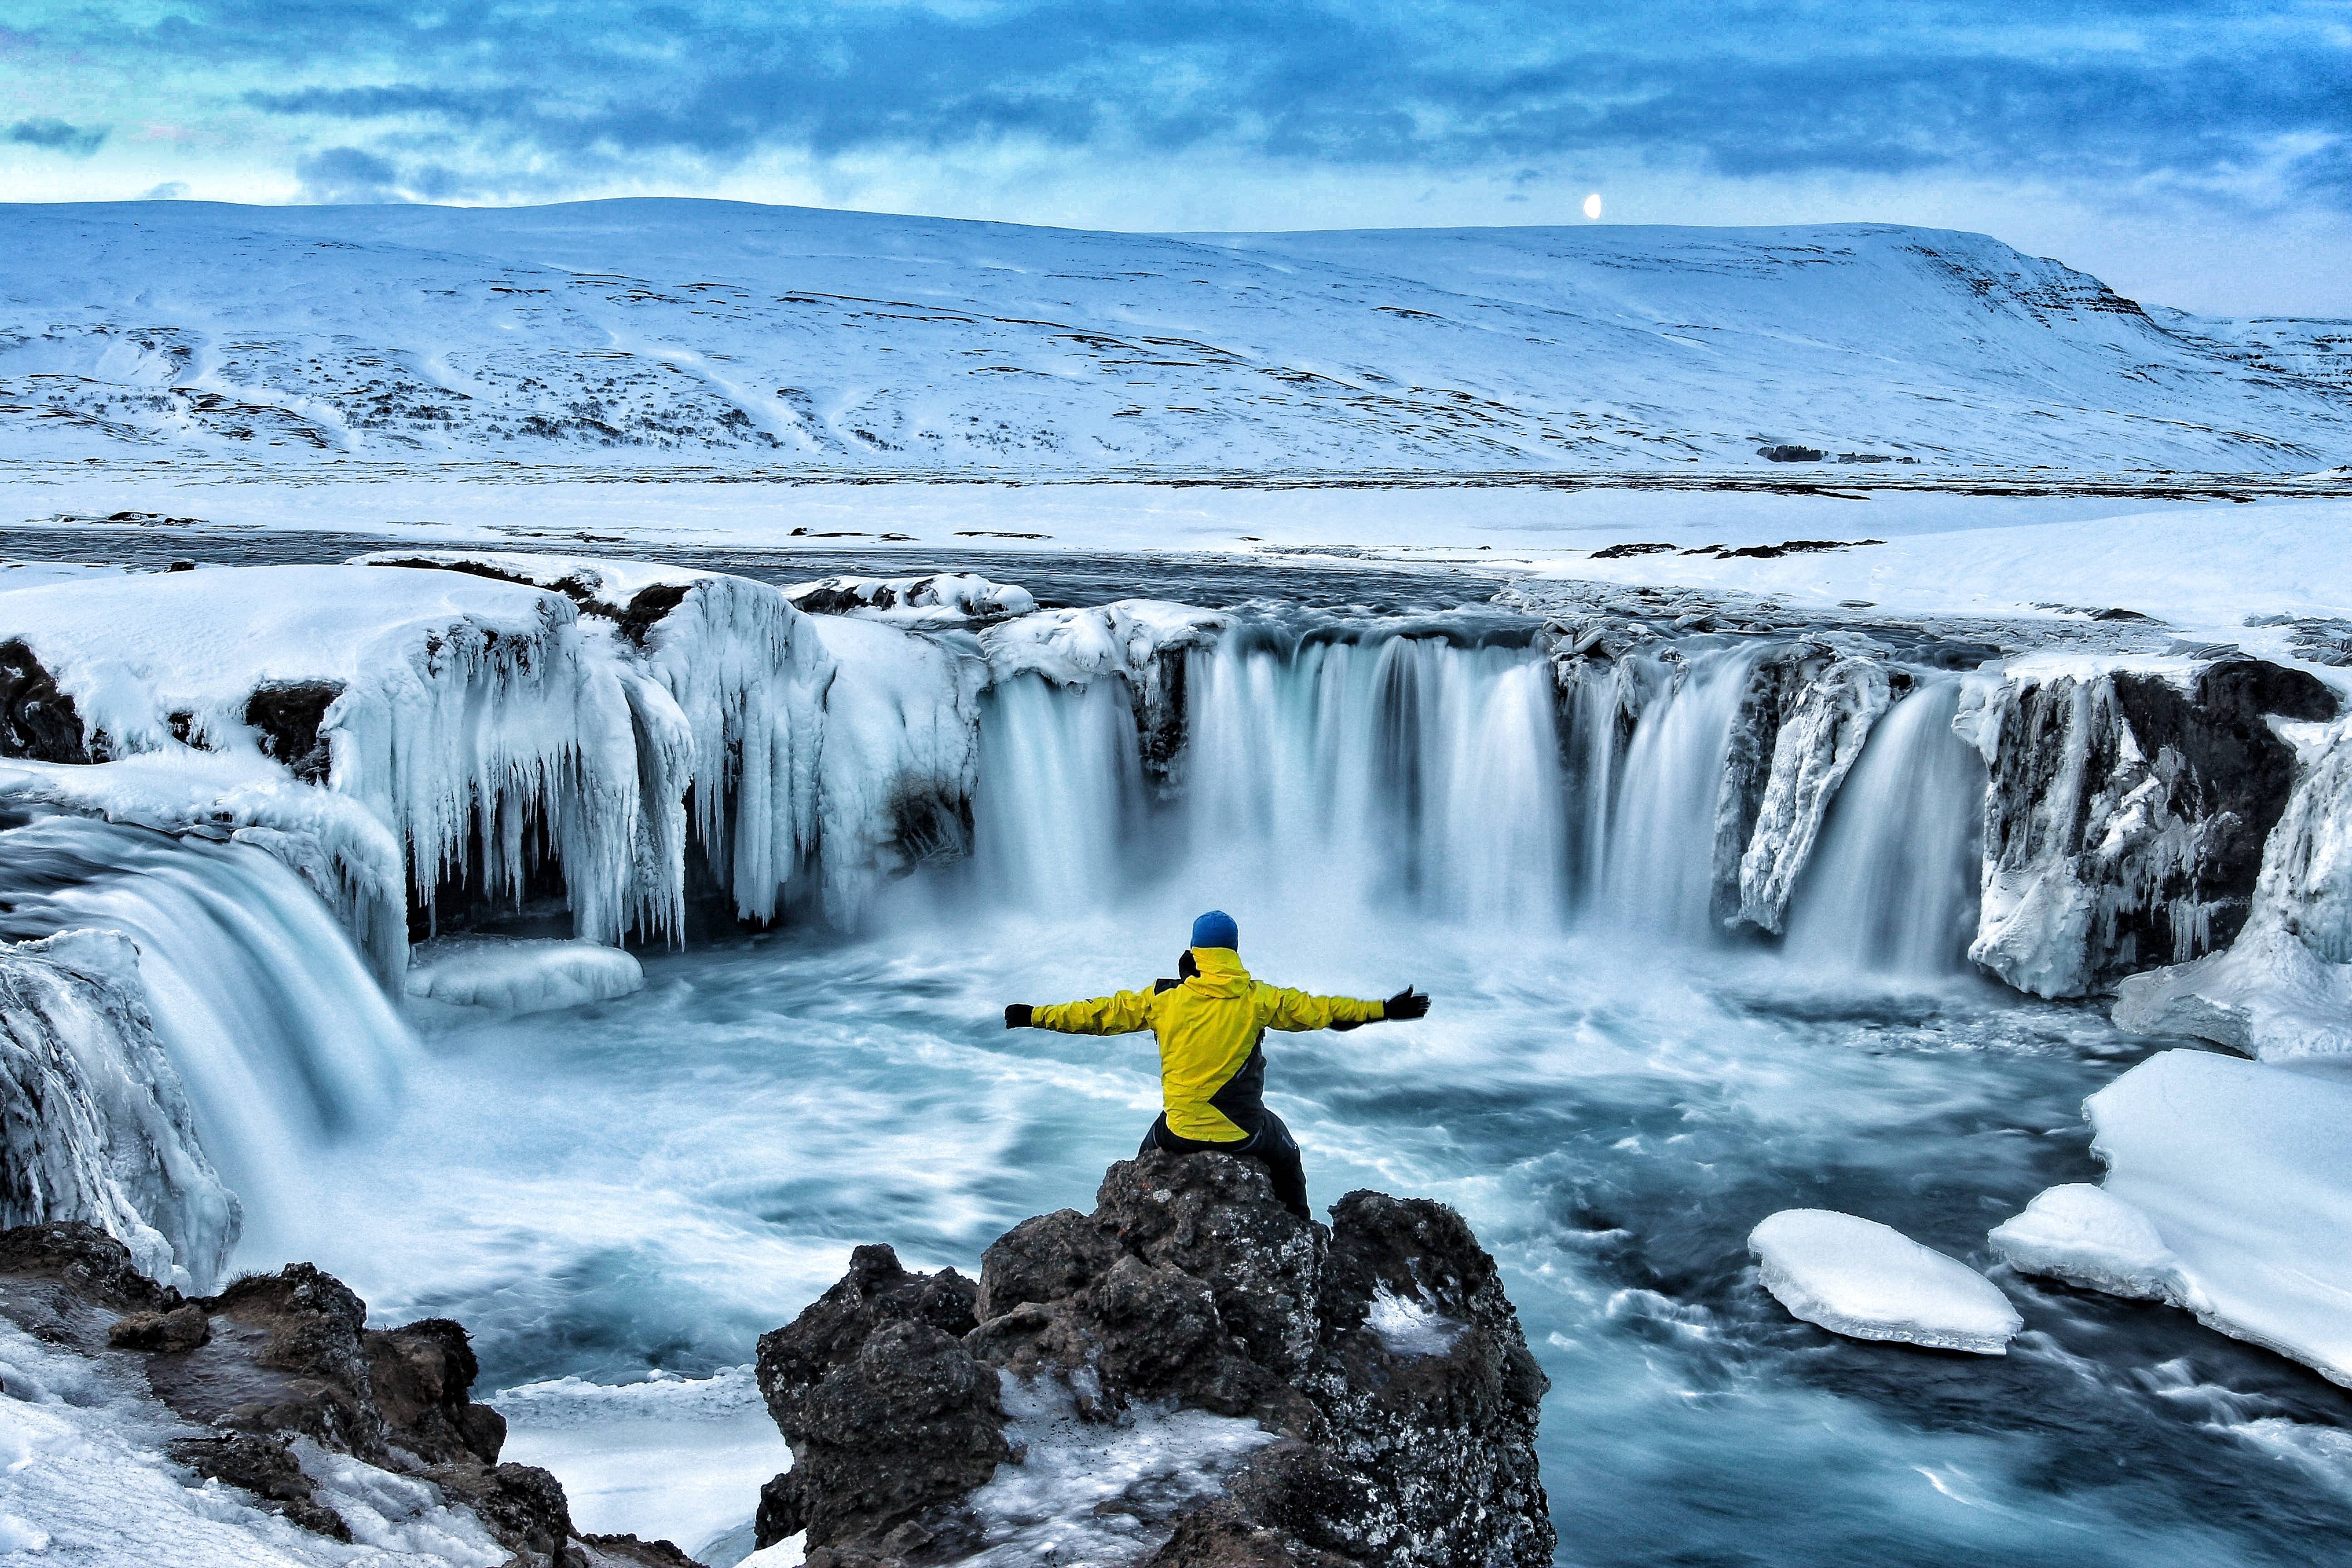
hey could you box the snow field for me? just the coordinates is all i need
[1994,1049,2352,1388]
[1749,1210,2023,1355]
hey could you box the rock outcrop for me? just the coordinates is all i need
[753,1152,1554,1567]
[1960,657,2340,996]
[0,1221,692,1568]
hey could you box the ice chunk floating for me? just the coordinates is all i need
[1749,1210,2023,1355]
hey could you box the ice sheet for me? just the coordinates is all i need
[405,938,645,1014]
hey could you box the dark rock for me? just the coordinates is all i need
[755,1243,980,1431]
[581,1533,706,1568]
[754,1245,998,1551]
[147,1262,387,1459]
[1588,541,1676,560]
[0,1221,175,1314]
[109,1302,211,1352]
[1756,444,1825,462]
[244,680,344,784]
[760,1154,1554,1566]
[364,1316,507,1465]
[0,638,92,763]
[466,1463,578,1565]
[171,1431,353,1541]
[1973,657,2340,994]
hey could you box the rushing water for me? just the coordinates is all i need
[11,613,2352,1566]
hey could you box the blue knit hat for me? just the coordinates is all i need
[1191,909,1239,951]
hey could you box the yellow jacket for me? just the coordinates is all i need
[1032,947,1385,1142]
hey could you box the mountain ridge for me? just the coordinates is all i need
[2,199,2345,476]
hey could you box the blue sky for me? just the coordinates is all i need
[4,1,2349,313]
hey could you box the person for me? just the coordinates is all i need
[1002,909,1430,1221]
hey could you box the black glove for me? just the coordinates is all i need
[1382,987,1430,1021]
[1004,1004,1034,1029]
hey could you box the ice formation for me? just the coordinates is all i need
[1749,1209,2022,1354]
[806,616,987,923]
[1725,648,1895,933]
[786,573,1037,625]
[355,553,835,929]
[0,930,238,1291]
[404,938,645,1014]
[1993,1049,2352,1387]
[2111,715,2352,1057]
[1956,656,2339,998]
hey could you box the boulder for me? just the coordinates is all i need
[0,1225,619,1567]
[755,1152,1555,1566]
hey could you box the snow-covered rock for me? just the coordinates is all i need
[1956,656,2340,997]
[807,617,987,923]
[2111,714,2352,1057]
[981,600,1227,783]
[0,931,239,1291]
[1991,1050,2352,1387]
[786,573,1037,625]
[1722,648,1895,934]
[1749,1209,2022,1354]
[404,938,644,1014]
[0,564,656,955]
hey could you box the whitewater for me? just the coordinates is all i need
[6,558,2348,1567]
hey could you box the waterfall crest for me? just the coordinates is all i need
[0,813,418,1249]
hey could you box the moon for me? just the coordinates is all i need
[1583,192,1603,221]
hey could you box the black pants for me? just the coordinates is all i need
[1140,1110,1310,1221]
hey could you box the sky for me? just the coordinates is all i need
[3,1,2349,315]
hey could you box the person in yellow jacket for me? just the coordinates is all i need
[1003,909,1429,1220]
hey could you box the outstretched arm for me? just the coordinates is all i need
[1006,988,1157,1034]
[1264,985,1429,1033]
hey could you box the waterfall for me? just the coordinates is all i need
[0,813,417,1246]
[960,624,1983,975]
[1782,679,1987,977]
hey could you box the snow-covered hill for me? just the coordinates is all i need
[1,199,2347,476]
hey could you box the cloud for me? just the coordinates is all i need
[294,144,405,202]
[6,117,106,156]
[139,180,190,199]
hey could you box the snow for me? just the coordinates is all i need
[955,1372,1278,1566]
[0,929,240,1291]
[1,202,2344,475]
[0,1315,502,1567]
[404,938,644,1014]
[1749,1209,2022,1355]
[1985,1184,2179,1302]
[1732,654,1893,935]
[1992,1049,2352,1387]
[1365,1285,1470,1358]
[492,1366,784,1563]
[980,600,1228,690]
[785,573,1037,625]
